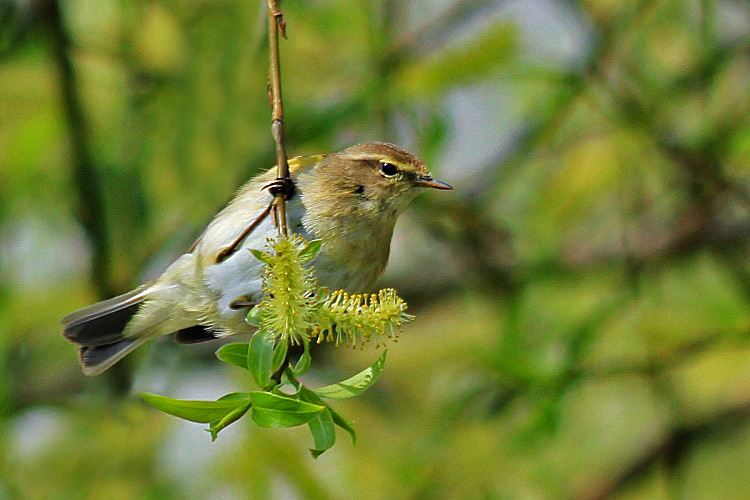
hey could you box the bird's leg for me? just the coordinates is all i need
[215,200,275,263]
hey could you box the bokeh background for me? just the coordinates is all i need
[2,0,750,498]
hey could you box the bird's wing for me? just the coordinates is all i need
[288,153,325,174]
[187,154,324,256]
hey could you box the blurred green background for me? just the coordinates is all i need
[1,0,750,498]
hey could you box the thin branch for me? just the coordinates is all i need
[266,0,291,237]
[263,0,294,382]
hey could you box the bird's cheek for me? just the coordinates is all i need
[399,190,420,210]
[352,195,378,214]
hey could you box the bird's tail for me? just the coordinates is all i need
[62,285,150,376]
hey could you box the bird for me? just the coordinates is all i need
[62,142,452,375]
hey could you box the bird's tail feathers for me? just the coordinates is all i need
[62,253,207,375]
[62,285,150,346]
[62,285,157,376]
[78,336,148,376]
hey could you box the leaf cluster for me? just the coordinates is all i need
[141,235,401,457]
[141,345,386,457]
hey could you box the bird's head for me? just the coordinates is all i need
[304,142,452,221]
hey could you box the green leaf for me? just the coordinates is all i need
[300,387,355,445]
[216,342,250,370]
[329,405,356,445]
[272,340,289,373]
[208,393,252,440]
[292,339,311,376]
[300,239,323,260]
[140,392,251,423]
[313,350,387,399]
[218,392,254,400]
[283,366,301,390]
[307,409,336,458]
[249,248,272,264]
[246,305,262,327]
[248,330,274,388]
[250,391,324,428]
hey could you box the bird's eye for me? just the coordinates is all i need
[380,162,399,177]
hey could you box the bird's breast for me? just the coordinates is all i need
[197,186,394,330]
[304,216,393,293]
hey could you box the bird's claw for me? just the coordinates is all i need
[263,177,296,200]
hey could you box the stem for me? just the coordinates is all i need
[266,0,290,237]
[264,0,293,380]
[271,347,291,385]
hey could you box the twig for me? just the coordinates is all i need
[266,0,291,237]
[264,0,294,380]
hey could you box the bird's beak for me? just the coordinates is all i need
[414,176,453,190]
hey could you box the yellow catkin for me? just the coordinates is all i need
[314,288,413,348]
[257,235,317,345]
[253,235,413,348]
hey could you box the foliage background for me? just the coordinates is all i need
[1,0,750,498]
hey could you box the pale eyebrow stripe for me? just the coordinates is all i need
[345,153,393,162]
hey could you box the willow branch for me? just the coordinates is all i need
[266,0,291,237]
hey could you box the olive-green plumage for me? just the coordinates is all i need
[62,142,451,375]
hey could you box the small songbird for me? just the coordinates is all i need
[62,142,452,375]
